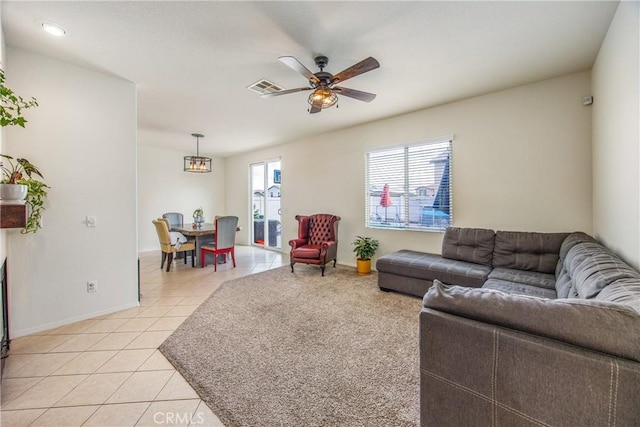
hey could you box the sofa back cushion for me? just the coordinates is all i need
[558,241,640,300]
[595,278,640,314]
[441,227,495,266]
[492,231,569,274]
[424,281,640,363]
[554,232,596,278]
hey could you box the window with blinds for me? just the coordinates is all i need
[365,136,452,231]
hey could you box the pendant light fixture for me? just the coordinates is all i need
[184,133,212,173]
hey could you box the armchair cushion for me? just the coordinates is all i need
[293,245,321,259]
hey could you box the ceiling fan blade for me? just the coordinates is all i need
[333,86,377,103]
[332,57,380,84]
[261,87,312,98]
[279,56,320,84]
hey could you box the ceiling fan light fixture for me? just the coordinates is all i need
[308,88,338,109]
[184,133,212,173]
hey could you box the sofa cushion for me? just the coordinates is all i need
[554,231,596,278]
[441,227,495,266]
[563,242,640,299]
[488,267,556,290]
[376,250,491,287]
[423,281,640,363]
[482,279,557,299]
[595,278,640,314]
[493,231,569,274]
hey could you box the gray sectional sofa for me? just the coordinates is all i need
[376,227,574,298]
[377,227,640,426]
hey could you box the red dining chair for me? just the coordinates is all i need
[201,216,239,271]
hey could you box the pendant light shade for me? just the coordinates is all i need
[184,133,212,173]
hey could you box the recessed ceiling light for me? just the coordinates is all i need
[42,23,66,37]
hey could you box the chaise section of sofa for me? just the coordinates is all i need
[376,227,495,297]
[377,250,492,297]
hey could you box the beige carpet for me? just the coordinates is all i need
[159,265,422,427]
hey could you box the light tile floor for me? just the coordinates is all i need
[1,246,288,426]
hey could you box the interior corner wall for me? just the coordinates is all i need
[137,132,226,252]
[226,71,593,266]
[592,0,640,269]
[5,47,138,337]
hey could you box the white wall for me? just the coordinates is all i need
[592,0,640,269]
[226,71,593,266]
[5,48,138,337]
[137,132,226,252]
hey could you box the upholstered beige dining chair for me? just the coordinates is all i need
[201,216,239,271]
[152,219,196,272]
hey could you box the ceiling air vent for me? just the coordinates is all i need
[247,79,284,95]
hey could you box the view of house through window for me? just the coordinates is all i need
[366,136,452,230]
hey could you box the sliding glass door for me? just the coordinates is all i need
[250,159,281,250]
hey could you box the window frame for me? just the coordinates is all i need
[365,135,453,232]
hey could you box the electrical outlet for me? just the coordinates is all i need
[87,281,97,293]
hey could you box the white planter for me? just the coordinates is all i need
[0,183,28,203]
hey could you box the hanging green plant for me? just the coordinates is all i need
[0,68,47,234]
[1,154,49,234]
[0,68,38,128]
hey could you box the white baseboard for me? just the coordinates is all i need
[11,301,140,339]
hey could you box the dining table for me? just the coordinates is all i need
[171,223,216,267]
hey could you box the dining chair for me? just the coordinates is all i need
[201,216,239,271]
[152,219,196,272]
[162,212,184,227]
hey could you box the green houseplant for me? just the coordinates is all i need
[193,207,204,227]
[0,154,49,233]
[352,235,379,274]
[0,68,38,128]
[0,67,47,233]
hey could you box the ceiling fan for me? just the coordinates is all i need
[262,55,380,114]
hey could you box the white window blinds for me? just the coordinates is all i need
[365,136,452,230]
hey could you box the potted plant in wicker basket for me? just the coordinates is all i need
[352,235,379,275]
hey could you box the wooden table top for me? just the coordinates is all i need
[171,223,215,236]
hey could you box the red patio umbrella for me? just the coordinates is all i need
[380,184,392,222]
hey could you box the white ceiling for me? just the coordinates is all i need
[2,1,618,157]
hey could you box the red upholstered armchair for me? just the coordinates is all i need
[289,214,341,276]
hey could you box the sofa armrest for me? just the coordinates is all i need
[423,281,640,362]
[420,307,640,426]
